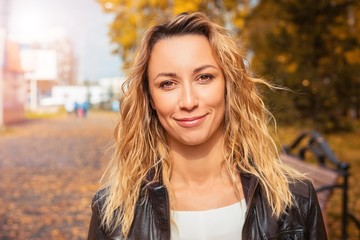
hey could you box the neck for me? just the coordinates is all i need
[169,130,226,185]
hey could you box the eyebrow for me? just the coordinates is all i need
[152,72,177,82]
[152,64,217,82]
[193,64,217,74]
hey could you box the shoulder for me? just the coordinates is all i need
[91,188,108,211]
[287,179,327,238]
[288,178,317,201]
[288,178,320,220]
[90,188,113,228]
[89,188,108,230]
[88,188,124,239]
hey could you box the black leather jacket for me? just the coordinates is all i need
[88,173,327,239]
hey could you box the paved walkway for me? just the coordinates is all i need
[0,112,118,239]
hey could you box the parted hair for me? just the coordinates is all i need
[98,12,301,238]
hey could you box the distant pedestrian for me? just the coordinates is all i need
[82,101,90,117]
[75,101,84,117]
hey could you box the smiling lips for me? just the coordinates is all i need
[174,114,208,128]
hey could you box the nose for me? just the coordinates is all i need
[179,83,198,110]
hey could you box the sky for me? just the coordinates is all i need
[7,0,122,82]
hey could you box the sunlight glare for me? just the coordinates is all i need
[9,9,51,43]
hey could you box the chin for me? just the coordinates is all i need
[176,136,209,147]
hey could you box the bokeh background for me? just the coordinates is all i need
[0,0,359,239]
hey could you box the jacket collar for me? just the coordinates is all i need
[240,172,259,205]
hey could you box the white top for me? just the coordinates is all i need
[171,199,247,240]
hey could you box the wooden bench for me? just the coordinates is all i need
[279,131,359,240]
[280,154,339,211]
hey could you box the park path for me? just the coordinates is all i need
[0,111,118,239]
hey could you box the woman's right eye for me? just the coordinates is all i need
[159,81,175,89]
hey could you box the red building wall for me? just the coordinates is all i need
[3,41,26,124]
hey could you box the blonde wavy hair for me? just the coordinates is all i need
[99,12,301,238]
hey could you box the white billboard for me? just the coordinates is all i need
[20,49,57,80]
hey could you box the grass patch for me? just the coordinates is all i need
[25,109,65,119]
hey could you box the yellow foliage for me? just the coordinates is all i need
[114,27,137,49]
[285,23,296,35]
[330,26,347,41]
[128,14,137,25]
[318,57,332,68]
[271,20,286,36]
[149,0,168,8]
[277,54,288,63]
[173,0,203,14]
[286,62,298,73]
[233,18,244,29]
[110,16,137,48]
[232,8,249,30]
[223,0,238,10]
[345,49,360,64]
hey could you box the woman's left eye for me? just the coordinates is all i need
[197,74,214,83]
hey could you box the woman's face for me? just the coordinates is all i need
[147,34,226,147]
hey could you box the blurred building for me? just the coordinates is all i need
[0,0,78,124]
[1,0,28,124]
[2,40,26,124]
[38,77,125,111]
[0,0,13,126]
[19,33,78,111]
[49,35,77,86]
[48,85,109,106]
[21,45,58,110]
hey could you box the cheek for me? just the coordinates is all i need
[148,88,162,111]
[210,87,226,119]
[151,93,175,116]
[202,83,226,108]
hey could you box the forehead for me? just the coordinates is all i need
[148,34,219,75]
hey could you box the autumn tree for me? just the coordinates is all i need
[245,0,360,131]
[96,0,250,67]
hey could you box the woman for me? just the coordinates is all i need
[88,12,327,239]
